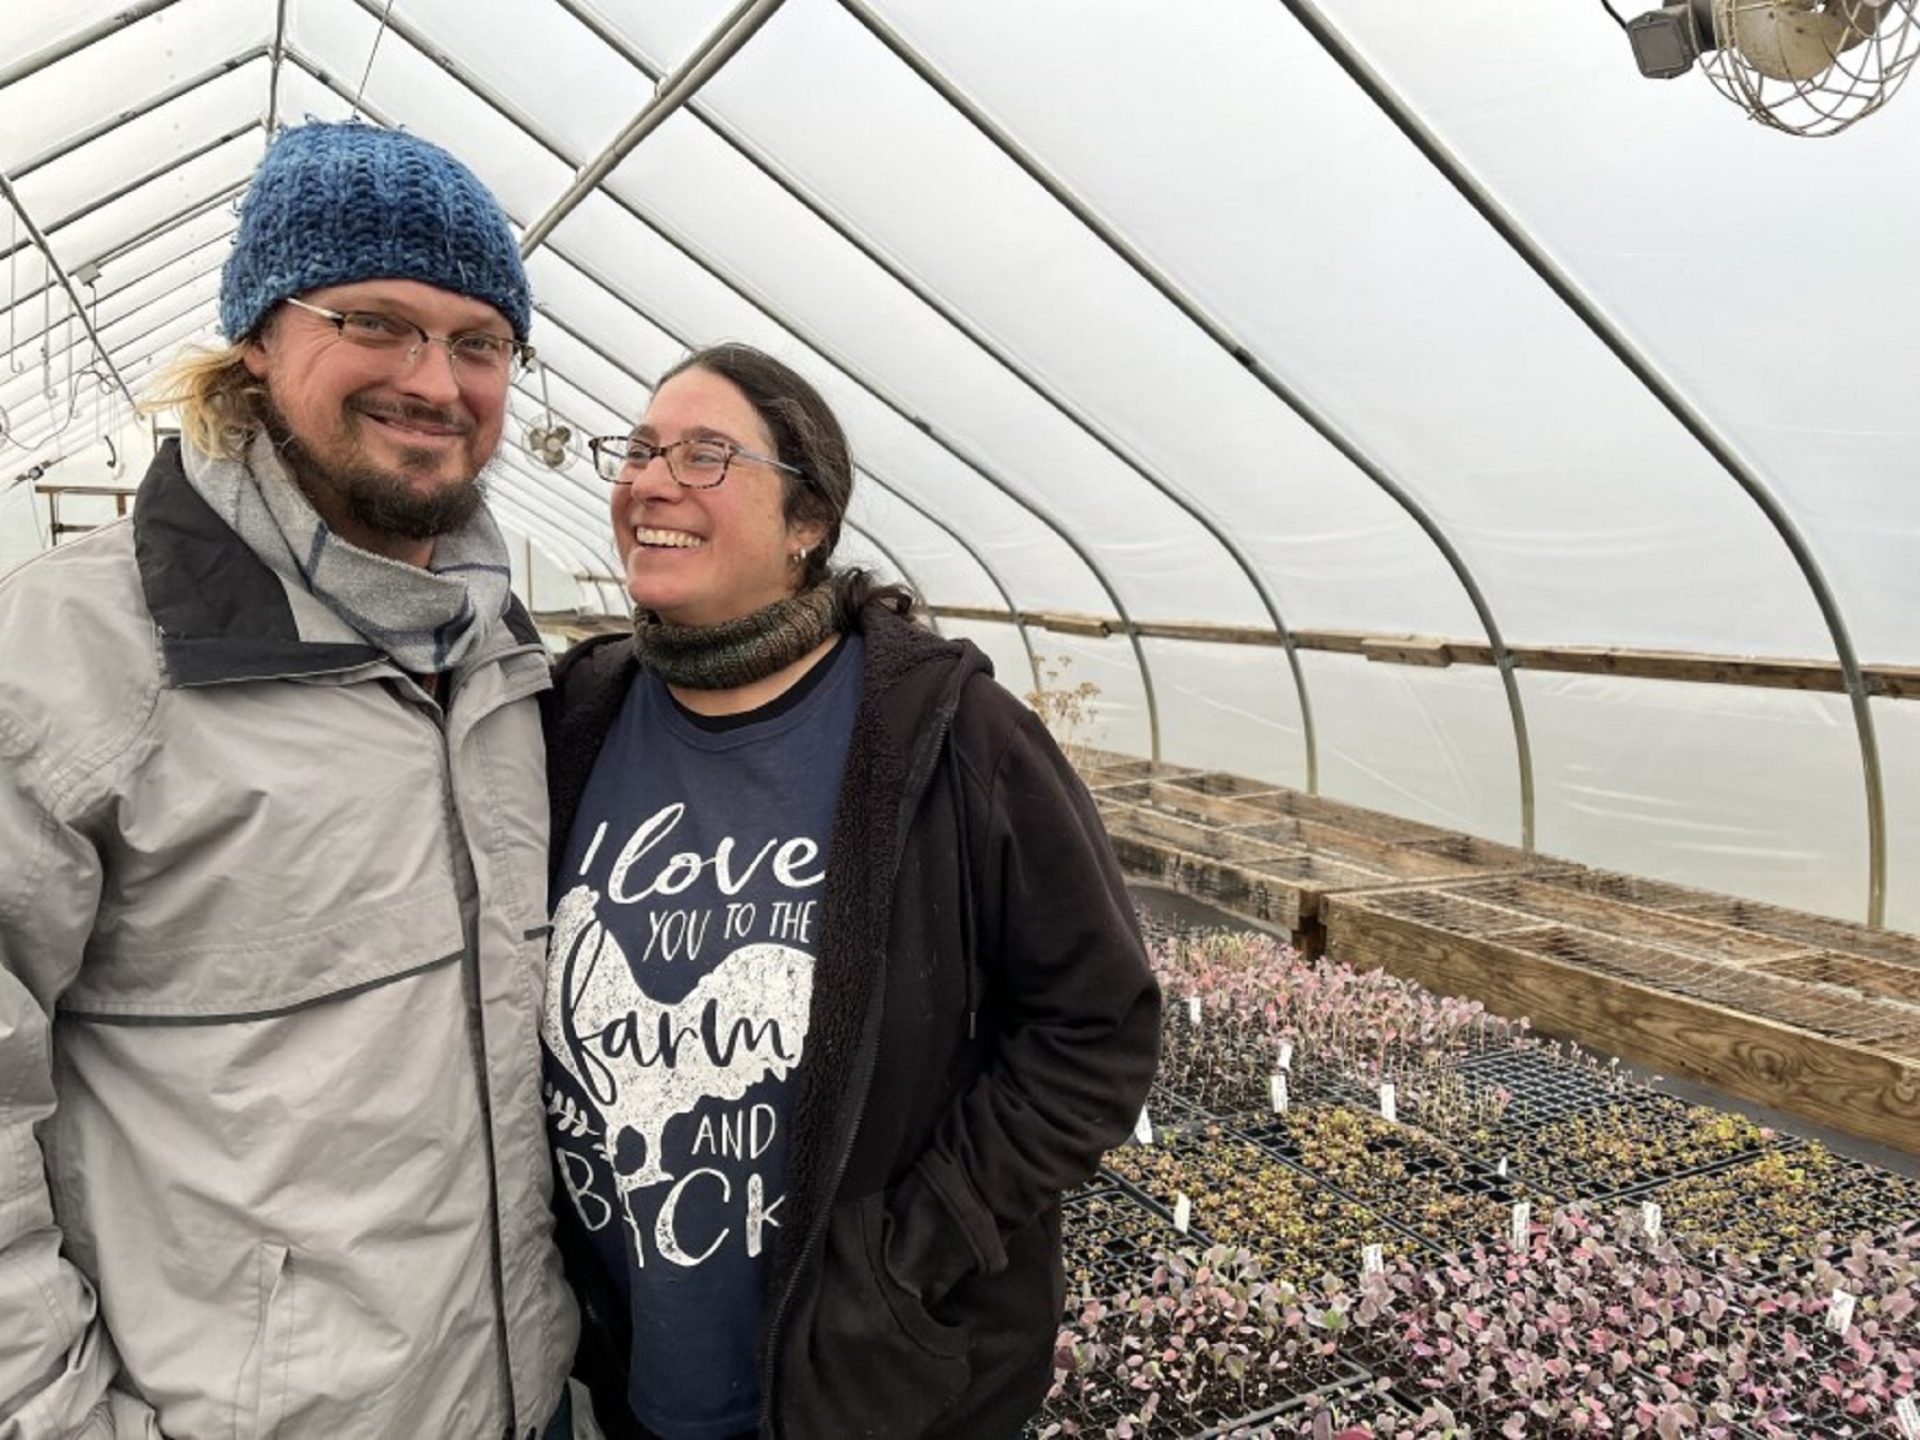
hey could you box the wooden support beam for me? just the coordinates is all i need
[1362,635,1453,667]
[1323,898,1920,1156]
[927,606,1919,699]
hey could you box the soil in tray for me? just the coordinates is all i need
[1683,1292,1920,1440]
[1154,1010,1300,1120]
[1041,1364,1376,1440]
[1240,1104,1550,1251]
[1456,1044,1631,1131]
[1102,1126,1405,1283]
[1062,1188,1183,1302]
[1261,1381,1440,1439]
[1645,1142,1920,1256]
[1042,1267,1372,1438]
[1188,1372,1396,1439]
[1499,1090,1779,1202]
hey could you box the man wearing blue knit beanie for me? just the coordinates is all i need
[0,121,580,1440]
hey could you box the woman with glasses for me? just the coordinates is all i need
[541,342,1159,1440]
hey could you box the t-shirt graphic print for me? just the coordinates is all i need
[541,638,862,1440]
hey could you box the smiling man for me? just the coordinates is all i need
[0,123,577,1438]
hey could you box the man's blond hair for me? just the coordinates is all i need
[140,341,267,461]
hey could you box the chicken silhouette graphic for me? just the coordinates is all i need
[544,884,814,1190]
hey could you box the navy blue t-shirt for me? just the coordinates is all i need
[541,637,862,1440]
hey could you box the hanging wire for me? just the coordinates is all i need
[40,281,54,402]
[1598,0,1632,30]
[5,202,22,376]
[352,0,399,116]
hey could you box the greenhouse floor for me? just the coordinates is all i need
[1039,905,1920,1439]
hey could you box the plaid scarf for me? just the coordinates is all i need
[182,430,511,673]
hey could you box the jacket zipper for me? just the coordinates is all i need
[756,696,963,1438]
[422,694,520,1433]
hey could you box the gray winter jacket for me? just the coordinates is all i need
[0,442,576,1439]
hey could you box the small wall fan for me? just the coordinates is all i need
[1625,0,1919,133]
[524,418,572,468]
[524,363,571,469]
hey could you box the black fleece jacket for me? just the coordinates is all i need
[544,600,1160,1440]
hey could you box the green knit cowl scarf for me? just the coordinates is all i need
[630,579,842,690]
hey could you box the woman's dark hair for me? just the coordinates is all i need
[658,342,916,618]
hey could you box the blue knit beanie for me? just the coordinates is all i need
[220,121,532,342]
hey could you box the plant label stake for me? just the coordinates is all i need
[1825,1287,1857,1335]
[1173,1193,1191,1234]
[1133,1107,1154,1147]
[1640,1201,1662,1240]
[1379,1082,1397,1124]
[1362,1243,1384,1277]
[1278,1039,1294,1071]
[1496,1156,1509,1180]
[1187,995,1202,1027]
[1894,1395,1919,1438]
[1270,1072,1289,1113]
[1510,1201,1531,1250]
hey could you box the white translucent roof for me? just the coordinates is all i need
[2,0,1913,930]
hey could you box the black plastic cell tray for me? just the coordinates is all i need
[1185,1364,1379,1439]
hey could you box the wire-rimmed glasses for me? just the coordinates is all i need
[282,297,533,377]
[588,433,807,490]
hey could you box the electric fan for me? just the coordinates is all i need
[1626,0,1919,133]
[524,419,572,469]
[524,364,571,469]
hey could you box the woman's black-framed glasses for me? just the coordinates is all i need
[588,434,807,490]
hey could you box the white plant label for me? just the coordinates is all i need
[1826,1287,1857,1335]
[1278,1039,1294,1071]
[1133,1107,1154,1147]
[1510,1201,1532,1250]
[1496,1156,1509,1180]
[1173,1193,1192,1234]
[1640,1201,1663,1240]
[1187,995,1202,1026]
[1270,1072,1289,1113]
[1362,1243,1384,1277]
[1379,1082,1397,1124]
[1893,1395,1919,1438]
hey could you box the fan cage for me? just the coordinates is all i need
[1706,0,1920,134]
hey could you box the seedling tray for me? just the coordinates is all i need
[1499,1091,1783,1206]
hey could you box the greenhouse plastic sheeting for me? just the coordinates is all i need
[1,0,1913,930]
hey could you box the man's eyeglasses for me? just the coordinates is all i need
[588,434,807,490]
[283,297,533,377]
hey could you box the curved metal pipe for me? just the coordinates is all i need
[520,0,788,256]
[0,0,186,90]
[0,175,141,414]
[503,377,937,626]
[299,40,1079,739]
[0,124,260,276]
[3,252,229,362]
[551,0,1309,780]
[522,299,1044,693]
[1268,0,1885,920]
[7,48,271,186]
[842,0,1530,836]
[267,0,291,136]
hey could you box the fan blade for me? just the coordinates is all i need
[1726,0,1884,79]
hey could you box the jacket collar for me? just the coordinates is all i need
[134,438,539,688]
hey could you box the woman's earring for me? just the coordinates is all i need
[790,547,811,566]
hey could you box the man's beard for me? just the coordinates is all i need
[261,392,490,543]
